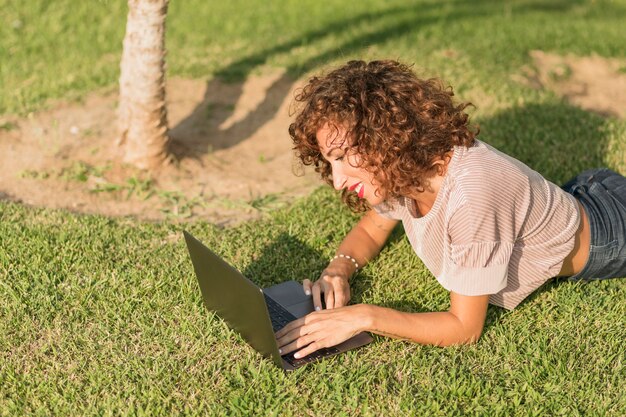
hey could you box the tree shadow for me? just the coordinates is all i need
[168,72,294,162]
[168,0,583,162]
[169,4,427,161]
[241,228,407,300]
[241,233,328,289]
[477,102,610,183]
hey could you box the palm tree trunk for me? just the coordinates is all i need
[118,0,170,170]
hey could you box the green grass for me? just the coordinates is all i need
[1,0,626,415]
[1,190,625,416]
[2,0,626,115]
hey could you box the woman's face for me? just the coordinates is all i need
[316,124,386,206]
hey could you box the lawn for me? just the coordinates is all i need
[1,0,626,415]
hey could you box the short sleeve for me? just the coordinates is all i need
[439,241,513,295]
[438,193,518,296]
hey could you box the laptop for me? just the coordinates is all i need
[183,231,373,370]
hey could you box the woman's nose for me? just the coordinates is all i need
[332,171,347,190]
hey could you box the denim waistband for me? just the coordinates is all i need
[562,168,626,281]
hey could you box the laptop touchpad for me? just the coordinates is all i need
[284,299,315,318]
[263,280,314,318]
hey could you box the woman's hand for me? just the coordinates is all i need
[303,260,353,310]
[275,304,371,359]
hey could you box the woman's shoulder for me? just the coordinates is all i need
[446,140,544,212]
[452,140,542,187]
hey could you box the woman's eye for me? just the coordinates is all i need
[334,155,344,162]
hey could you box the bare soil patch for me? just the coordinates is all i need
[0,70,320,226]
[517,50,626,119]
[1,53,623,225]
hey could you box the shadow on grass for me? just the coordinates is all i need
[242,229,406,298]
[241,233,328,288]
[169,0,588,161]
[478,102,611,183]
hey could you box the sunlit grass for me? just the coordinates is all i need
[1,188,625,415]
[2,0,626,115]
[1,0,625,415]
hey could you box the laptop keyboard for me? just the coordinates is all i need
[264,294,340,367]
[264,293,297,331]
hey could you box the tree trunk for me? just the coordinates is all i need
[118,0,171,170]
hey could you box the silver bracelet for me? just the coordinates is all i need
[332,254,359,273]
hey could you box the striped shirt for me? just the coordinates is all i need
[374,140,580,310]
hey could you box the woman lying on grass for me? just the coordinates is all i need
[276,60,626,359]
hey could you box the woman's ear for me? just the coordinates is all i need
[431,151,453,176]
[431,159,446,176]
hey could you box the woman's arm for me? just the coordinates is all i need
[365,291,489,345]
[305,209,398,310]
[276,292,490,358]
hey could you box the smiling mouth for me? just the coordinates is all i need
[349,182,365,198]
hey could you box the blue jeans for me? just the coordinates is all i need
[561,168,626,281]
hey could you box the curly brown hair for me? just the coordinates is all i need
[289,60,478,212]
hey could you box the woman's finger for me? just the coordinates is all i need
[334,290,346,308]
[302,279,312,295]
[294,339,325,359]
[275,316,304,339]
[276,317,322,350]
[311,281,322,311]
[276,323,306,348]
[325,290,335,310]
[278,332,315,355]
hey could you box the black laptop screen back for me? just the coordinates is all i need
[183,231,282,367]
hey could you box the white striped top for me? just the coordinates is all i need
[374,140,580,310]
